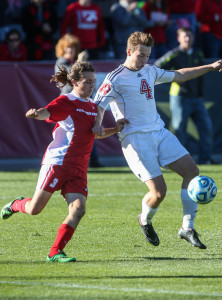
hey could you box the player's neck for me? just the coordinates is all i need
[123,60,140,72]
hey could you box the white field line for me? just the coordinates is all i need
[89,190,222,197]
[0,281,222,297]
[1,190,222,200]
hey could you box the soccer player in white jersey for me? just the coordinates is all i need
[93,31,222,249]
[1,61,128,262]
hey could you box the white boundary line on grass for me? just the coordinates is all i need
[1,190,221,200]
[89,189,222,197]
[1,281,222,297]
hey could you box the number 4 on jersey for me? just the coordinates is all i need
[140,79,152,99]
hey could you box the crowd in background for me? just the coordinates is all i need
[0,0,222,62]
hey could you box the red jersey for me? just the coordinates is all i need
[60,2,105,49]
[42,92,97,172]
[0,43,27,61]
[196,0,222,39]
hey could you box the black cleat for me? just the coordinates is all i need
[178,228,207,249]
[137,214,160,246]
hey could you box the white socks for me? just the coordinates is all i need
[181,188,198,230]
[140,189,198,229]
[140,197,158,225]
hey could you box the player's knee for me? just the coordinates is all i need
[69,202,85,219]
[190,164,199,179]
[154,188,167,203]
[76,206,85,219]
[28,206,42,215]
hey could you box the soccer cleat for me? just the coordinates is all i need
[1,196,24,220]
[46,251,76,263]
[178,228,207,249]
[137,214,160,246]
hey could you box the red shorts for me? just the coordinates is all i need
[36,164,88,197]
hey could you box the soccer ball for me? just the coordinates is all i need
[187,175,217,204]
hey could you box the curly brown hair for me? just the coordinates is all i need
[55,34,81,60]
[50,61,95,88]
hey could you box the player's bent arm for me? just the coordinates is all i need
[92,106,106,136]
[95,118,129,139]
[26,108,50,120]
[173,59,222,83]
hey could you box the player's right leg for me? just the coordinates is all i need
[138,175,167,246]
[121,132,166,246]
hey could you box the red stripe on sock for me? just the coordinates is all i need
[49,224,75,257]
[11,198,31,213]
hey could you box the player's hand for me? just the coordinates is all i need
[92,124,105,136]
[211,59,222,72]
[115,118,129,132]
[26,109,39,119]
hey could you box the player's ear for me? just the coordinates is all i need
[127,48,131,56]
[71,79,77,86]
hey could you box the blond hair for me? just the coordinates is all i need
[55,34,80,59]
[127,32,154,52]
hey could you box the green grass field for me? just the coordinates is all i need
[0,165,222,299]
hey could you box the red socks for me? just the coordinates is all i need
[49,224,75,257]
[11,198,31,213]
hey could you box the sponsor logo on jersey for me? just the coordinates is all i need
[99,83,112,95]
[140,79,152,99]
[137,73,142,77]
[76,108,97,116]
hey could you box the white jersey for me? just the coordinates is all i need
[94,64,175,140]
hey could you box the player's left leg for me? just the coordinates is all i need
[47,193,86,263]
[169,154,206,249]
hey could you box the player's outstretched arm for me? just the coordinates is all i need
[173,59,222,83]
[95,118,129,139]
[26,108,50,120]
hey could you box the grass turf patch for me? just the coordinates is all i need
[0,166,222,299]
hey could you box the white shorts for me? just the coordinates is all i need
[121,128,188,182]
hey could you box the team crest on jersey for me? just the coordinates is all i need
[99,83,112,95]
[140,79,152,99]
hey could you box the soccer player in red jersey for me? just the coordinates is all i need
[1,61,128,262]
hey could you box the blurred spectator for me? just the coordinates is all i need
[0,1,8,27]
[195,0,222,58]
[93,0,118,59]
[21,0,58,60]
[60,0,105,60]
[110,0,155,59]
[166,0,196,50]
[54,34,88,95]
[142,0,169,59]
[3,0,25,25]
[0,28,27,61]
[155,27,215,164]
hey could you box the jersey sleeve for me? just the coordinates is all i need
[45,96,71,123]
[152,65,175,85]
[94,78,119,110]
